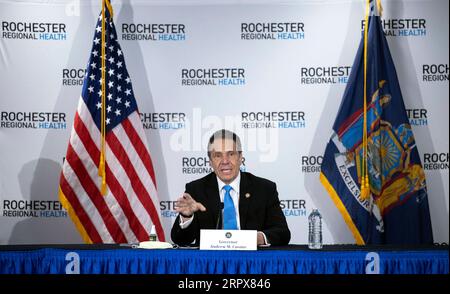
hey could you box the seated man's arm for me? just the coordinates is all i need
[171,214,198,246]
[171,184,205,246]
[261,183,291,246]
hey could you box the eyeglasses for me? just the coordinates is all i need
[211,151,240,161]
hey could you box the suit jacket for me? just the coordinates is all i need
[171,172,291,246]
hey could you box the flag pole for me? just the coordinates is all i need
[361,0,384,200]
[360,0,371,200]
[99,0,108,195]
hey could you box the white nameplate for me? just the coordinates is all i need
[200,229,257,250]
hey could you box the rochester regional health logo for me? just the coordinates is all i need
[121,23,186,41]
[2,199,67,218]
[361,18,426,37]
[181,157,213,175]
[181,68,246,86]
[301,155,323,173]
[280,198,307,218]
[62,68,86,86]
[140,112,186,130]
[241,22,305,40]
[1,21,67,40]
[423,152,449,171]
[160,200,178,218]
[1,111,67,130]
[422,64,449,82]
[300,66,351,85]
[406,108,428,126]
[241,111,306,129]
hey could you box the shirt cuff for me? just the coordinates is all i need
[179,214,194,229]
[259,232,271,247]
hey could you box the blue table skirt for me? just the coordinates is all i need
[0,247,448,274]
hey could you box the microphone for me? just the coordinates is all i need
[215,202,224,229]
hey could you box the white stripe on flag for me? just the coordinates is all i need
[70,128,138,243]
[127,111,161,209]
[112,123,160,212]
[62,157,114,243]
[105,149,154,236]
[78,98,154,238]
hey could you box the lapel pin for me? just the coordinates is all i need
[245,193,251,198]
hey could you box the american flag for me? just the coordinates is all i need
[59,7,165,243]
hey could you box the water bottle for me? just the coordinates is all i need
[149,225,157,241]
[308,209,323,249]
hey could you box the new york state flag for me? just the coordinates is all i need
[320,2,433,245]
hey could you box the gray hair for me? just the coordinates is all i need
[207,129,242,158]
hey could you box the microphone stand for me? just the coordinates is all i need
[216,202,224,230]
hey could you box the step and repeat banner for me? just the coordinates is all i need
[0,0,448,245]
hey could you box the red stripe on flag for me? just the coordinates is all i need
[105,164,149,241]
[106,131,165,241]
[122,117,157,188]
[74,112,150,242]
[66,143,127,243]
[60,173,103,243]
[74,112,100,164]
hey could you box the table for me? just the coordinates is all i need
[0,244,448,274]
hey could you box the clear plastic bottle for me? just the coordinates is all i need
[308,209,323,249]
[149,225,157,241]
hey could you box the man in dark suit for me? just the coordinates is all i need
[171,129,290,247]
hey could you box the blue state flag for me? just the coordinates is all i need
[320,2,433,244]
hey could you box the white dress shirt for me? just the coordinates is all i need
[178,172,269,246]
[179,173,241,229]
